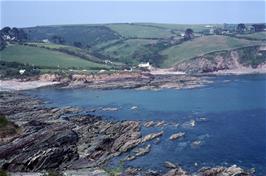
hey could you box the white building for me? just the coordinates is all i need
[138,62,152,70]
[42,39,50,43]
[104,60,113,64]
[205,25,213,28]
[19,69,26,75]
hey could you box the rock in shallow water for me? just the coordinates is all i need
[0,92,255,176]
[197,165,251,176]
[169,132,185,140]
[142,131,164,143]
[164,161,177,169]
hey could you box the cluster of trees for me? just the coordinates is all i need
[0,36,6,50]
[236,23,246,33]
[225,23,265,34]
[0,61,40,78]
[50,35,65,44]
[0,26,28,50]
[0,27,27,41]
[233,23,265,33]
[252,24,266,32]
[184,28,194,40]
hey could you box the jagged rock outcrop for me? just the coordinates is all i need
[197,165,252,176]
[175,45,266,74]
[0,92,255,175]
[0,92,143,172]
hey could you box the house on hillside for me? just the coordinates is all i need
[138,62,152,70]
[19,69,26,75]
[209,28,214,35]
[252,24,266,32]
[223,24,237,33]
[104,60,112,64]
[42,39,49,43]
[205,25,213,28]
[3,35,15,41]
[247,26,255,33]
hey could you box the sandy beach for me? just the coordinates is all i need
[0,79,60,91]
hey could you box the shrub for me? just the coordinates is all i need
[0,116,8,128]
[0,169,9,176]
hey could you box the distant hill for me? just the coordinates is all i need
[1,23,266,72]
[23,25,121,47]
[160,35,264,67]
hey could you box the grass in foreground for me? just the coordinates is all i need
[160,35,264,67]
[0,170,9,176]
[0,115,19,138]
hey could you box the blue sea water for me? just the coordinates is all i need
[28,74,266,175]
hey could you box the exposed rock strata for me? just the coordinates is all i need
[0,92,144,172]
[0,92,253,176]
[175,45,266,74]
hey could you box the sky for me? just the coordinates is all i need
[0,1,265,28]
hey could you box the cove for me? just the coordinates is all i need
[28,74,266,175]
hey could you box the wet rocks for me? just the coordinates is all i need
[143,121,166,128]
[164,161,177,169]
[63,168,109,176]
[163,161,189,176]
[142,131,164,143]
[0,127,79,171]
[182,120,196,128]
[169,132,185,140]
[0,92,144,172]
[134,144,151,157]
[197,165,252,176]
[101,107,118,112]
[119,139,142,152]
[130,106,138,110]
[144,121,156,128]
[191,140,202,148]
[162,167,188,176]
[125,144,151,161]
[76,120,142,163]
[155,121,166,127]
[0,92,256,175]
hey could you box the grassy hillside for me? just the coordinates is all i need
[26,42,105,63]
[24,25,121,47]
[160,35,264,67]
[236,32,266,40]
[140,23,224,33]
[5,23,265,70]
[98,39,158,64]
[106,23,177,38]
[0,44,110,70]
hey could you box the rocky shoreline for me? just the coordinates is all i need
[1,69,266,92]
[0,91,255,176]
[0,72,212,91]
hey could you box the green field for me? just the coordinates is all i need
[140,23,224,33]
[26,42,67,49]
[0,44,110,70]
[160,35,264,67]
[3,23,265,70]
[99,39,158,64]
[236,32,266,40]
[26,42,103,62]
[106,23,176,38]
[24,25,121,46]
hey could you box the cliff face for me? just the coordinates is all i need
[174,45,266,74]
